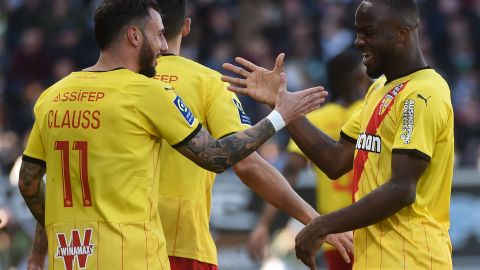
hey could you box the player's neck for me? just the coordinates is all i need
[384,47,427,84]
[165,35,182,56]
[85,50,139,73]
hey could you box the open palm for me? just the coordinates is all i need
[222,53,284,107]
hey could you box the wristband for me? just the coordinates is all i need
[266,110,286,132]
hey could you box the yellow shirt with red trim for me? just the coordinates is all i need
[154,55,251,265]
[341,68,453,270]
[23,68,201,270]
[287,101,361,251]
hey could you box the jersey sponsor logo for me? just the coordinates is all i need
[356,133,381,153]
[55,228,95,270]
[232,99,252,125]
[155,74,179,84]
[401,99,415,144]
[53,91,105,103]
[174,96,195,126]
[417,93,431,105]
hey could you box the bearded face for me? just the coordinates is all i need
[138,31,157,78]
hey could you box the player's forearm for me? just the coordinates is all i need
[251,153,307,229]
[255,203,281,230]
[18,161,47,226]
[234,154,318,225]
[310,179,416,238]
[287,117,352,179]
[29,222,48,268]
[178,119,276,173]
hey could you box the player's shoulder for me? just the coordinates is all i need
[404,68,451,103]
[161,55,222,79]
[125,71,174,93]
[34,73,76,110]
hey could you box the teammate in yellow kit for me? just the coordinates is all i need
[18,1,330,270]
[153,1,353,269]
[248,49,371,270]
[222,0,455,269]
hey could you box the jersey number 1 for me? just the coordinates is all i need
[54,141,92,207]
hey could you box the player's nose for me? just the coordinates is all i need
[160,36,168,53]
[354,34,366,49]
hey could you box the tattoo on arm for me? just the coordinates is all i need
[32,222,48,257]
[178,119,275,173]
[18,161,46,226]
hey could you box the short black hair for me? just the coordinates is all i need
[94,0,160,49]
[377,0,419,28]
[156,0,187,40]
[326,49,362,95]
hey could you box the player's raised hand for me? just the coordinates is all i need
[273,73,328,124]
[222,53,285,107]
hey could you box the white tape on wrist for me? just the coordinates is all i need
[266,110,286,132]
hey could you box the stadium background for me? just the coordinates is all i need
[0,0,479,269]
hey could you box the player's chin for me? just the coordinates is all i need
[366,66,382,79]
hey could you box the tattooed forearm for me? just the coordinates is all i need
[30,222,48,260]
[178,119,276,173]
[18,161,46,226]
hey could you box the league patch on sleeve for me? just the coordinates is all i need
[232,99,252,125]
[174,96,195,126]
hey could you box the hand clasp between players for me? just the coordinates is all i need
[222,53,329,123]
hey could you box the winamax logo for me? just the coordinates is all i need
[55,228,95,270]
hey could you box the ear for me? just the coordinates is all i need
[397,27,410,44]
[127,26,142,47]
[182,18,191,37]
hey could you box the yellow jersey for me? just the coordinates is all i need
[341,68,454,269]
[154,55,250,265]
[287,101,361,251]
[23,68,200,270]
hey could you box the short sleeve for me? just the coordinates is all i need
[340,105,363,144]
[136,80,201,147]
[206,79,251,139]
[23,121,46,164]
[391,91,447,161]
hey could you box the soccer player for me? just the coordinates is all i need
[222,0,454,269]
[18,1,329,269]
[247,49,370,270]
[153,1,352,269]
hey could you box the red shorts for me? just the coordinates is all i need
[169,256,218,270]
[324,249,353,270]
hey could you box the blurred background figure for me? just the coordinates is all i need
[0,0,479,269]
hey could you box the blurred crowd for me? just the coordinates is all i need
[0,0,479,268]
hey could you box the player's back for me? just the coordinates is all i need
[154,55,250,265]
[29,68,197,270]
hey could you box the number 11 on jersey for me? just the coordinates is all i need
[55,141,92,207]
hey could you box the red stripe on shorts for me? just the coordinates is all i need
[169,256,218,270]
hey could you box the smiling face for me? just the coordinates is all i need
[138,8,168,77]
[354,1,400,78]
